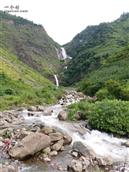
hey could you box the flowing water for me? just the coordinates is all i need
[54,74,59,87]
[22,104,129,164]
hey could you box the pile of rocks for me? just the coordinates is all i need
[59,91,86,105]
[1,125,72,163]
[67,141,113,172]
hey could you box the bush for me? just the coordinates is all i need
[96,88,114,100]
[68,99,129,136]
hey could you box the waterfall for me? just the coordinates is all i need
[61,47,67,59]
[54,74,59,87]
[56,47,72,60]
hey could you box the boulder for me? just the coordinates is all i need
[58,111,68,121]
[49,132,63,142]
[72,142,95,158]
[52,139,64,151]
[9,133,51,159]
[63,133,72,145]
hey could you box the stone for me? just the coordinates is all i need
[36,105,44,111]
[122,141,129,147]
[44,109,53,116]
[58,111,68,121]
[49,132,63,142]
[72,141,95,158]
[9,133,51,159]
[63,133,72,145]
[28,106,37,111]
[41,126,54,134]
[71,151,78,157]
[52,139,64,151]
[50,150,58,156]
[68,159,83,172]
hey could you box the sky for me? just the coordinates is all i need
[1,0,129,45]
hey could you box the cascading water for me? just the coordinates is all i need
[61,47,67,59]
[54,74,59,87]
[23,103,129,164]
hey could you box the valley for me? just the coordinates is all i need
[0,11,129,172]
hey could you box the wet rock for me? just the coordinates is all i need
[68,159,83,172]
[72,141,95,158]
[122,141,129,147]
[52,139,64,151]
[58,111,68,121]
[49,132,63,142]
[40,126,54,134]
[9,133,51,159]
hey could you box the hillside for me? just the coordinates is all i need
[64,13,129,86]
[0,11,62,78]
[0,11,63,110]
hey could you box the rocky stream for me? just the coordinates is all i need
[0,91,129,172]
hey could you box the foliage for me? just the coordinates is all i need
[68,99,129,136]
[64,13,129,85]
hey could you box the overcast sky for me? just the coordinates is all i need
[1,0,129,45]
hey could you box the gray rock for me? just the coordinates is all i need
[68,159,83,172]
[9,133,51,159]
[72,141,95,158]
[58,111,68,121]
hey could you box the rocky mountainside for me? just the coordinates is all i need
[64,13,129,85]
[0,11,63,110]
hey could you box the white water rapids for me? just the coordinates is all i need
[22,104,129,164]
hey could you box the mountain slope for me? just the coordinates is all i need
[0,11,62,78]
[0,11,63,110]
[64,13,129,85]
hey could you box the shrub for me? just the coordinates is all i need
[68,99,129,136]
[96,88,114,100]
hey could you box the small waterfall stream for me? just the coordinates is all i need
[54,74,59,87]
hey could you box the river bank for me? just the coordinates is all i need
[0,91,129,172]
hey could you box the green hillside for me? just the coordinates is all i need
[0,11,63,110]
[64,13,129,86]
[0,11,61,78]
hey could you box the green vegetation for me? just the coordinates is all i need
[0,11,63,110]
[68,99,129,136]
[0,10,61,79]
[64,13,129,85]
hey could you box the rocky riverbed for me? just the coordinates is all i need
[0,91,129,172]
